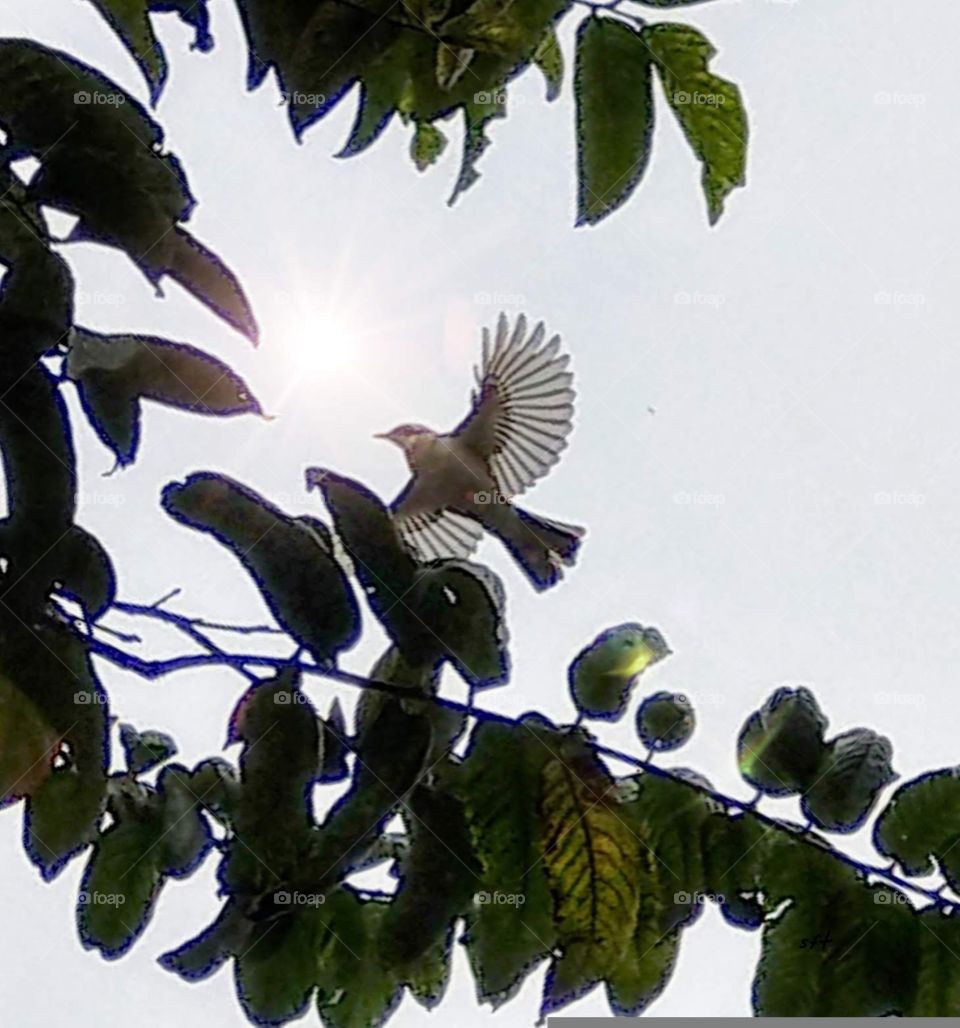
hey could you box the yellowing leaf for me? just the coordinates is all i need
[539,742,641,1016]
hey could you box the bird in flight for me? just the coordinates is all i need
[377,312,584,590]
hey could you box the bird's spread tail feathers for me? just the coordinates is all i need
[493,506,584,590]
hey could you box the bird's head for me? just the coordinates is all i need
[374,423,436,454]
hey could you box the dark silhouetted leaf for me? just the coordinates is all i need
[575,17,654,225]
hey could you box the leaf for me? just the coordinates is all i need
[86,0,168,104]
[574,17,654,225]
[644,22,748,224]
[619,771,719,932]
[539,739,641,1018]
[448,95,506,205]
[533,25,563,101]
[78,816,163,957]
[0,40,256,338]
[319,699,350,783]
[119,723,178,775]
[67,327,262,465]
[455,716,560,1005]
[910,908,960,1015]
[800,728,897,833]
[753,880,918,1015]
[164,473,360,664]
[411,560,510,689]
[379,783,480,966]
[0,672,60,804]
[159,899,252,982]
[316,890,405,1028]
[568,623,671,721]
[410,121,447,171]
[403,926,454,1009]
[874,768,960,891]
[635,690,695,751]
[306,469,429,659]
[0,365,76,598]
[436,44,474,90]
[737,686,828,797]
[16,617,109,880]
[50,525,116,620]
[236,908,323,1025]
[157,764,213,877]
[606,873,679,1018]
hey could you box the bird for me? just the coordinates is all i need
[376,312,584,590]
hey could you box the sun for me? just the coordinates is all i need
[283,309,359,379]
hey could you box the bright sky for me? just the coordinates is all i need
[1,1,956,1024]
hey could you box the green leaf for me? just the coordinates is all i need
[156,764,212,877]
[236,908,323,1025]
[379,783,480,967]
[164,473,360,664]
[618,771,719,932]
[753,880,918,1015]
[574,16,654,225]
[159,900,251,982]
[316,890,405,1028]
[448,95,506,205]
[50,525,116,620]
[801,728,897,833]
[411,121,447,171]
[737,686,828,797]
[568,623,671,721]
[78,817,163,957]
[412,560,510,689]
[86,0,168,103]
[533,25,563,101]
[67,327,262,465]
[119,723,178,775]
[14,618,108,880]
[635,690,695,752]
[455,716,560,1005]
[644,22,747,224]
[26,766,106,881]
[874,769,960,891]
[910,908,960,1015]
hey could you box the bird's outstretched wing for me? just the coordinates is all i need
[389,473,482,561]
[454,312,575,498]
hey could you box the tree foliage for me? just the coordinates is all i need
[0,3,953,1026]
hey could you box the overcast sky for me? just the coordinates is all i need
[1,0,956,1024]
